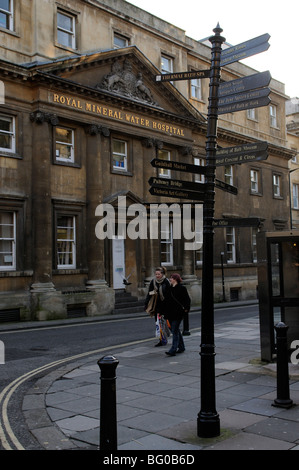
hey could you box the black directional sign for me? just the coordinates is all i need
[151,158,207,175]
[216,150,268,166]
[215,141,268,166]
[218,87,270,108]
[216,141,268,157]
[149,186,205,202]
[212,218,261,228]
[220,33,270,66]
[149,176,205,193]
[218,95,271,115]
[156,69,211,82]
[215,179,238,195]
[219,71,271,97]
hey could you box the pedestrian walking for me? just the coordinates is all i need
[144,266,171,347]
[164,273,191,356]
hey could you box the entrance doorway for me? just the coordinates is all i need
[112,237,125,289]
[257,231,299,361]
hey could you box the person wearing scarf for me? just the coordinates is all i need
[144,266,171,346]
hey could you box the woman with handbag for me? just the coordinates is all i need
[144,266,171,347]
[164,273,191,356]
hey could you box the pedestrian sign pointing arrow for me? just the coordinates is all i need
[219,71,271,97]
[220,33,270,66]
[156,69,211,82]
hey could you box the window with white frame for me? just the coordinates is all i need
[269,104,277,128]
[57,10,76,49]
[161,221,173,266]
[112,139,127,171]
[195,225,203,265]
[226,227,236,263]
[161,55,173,75]
[252,228,258,263]
[273,174,281,197]
[250,169,259,193]
[293,183,299,209]
[0,211,16,271]
[247,108,256,121]
[114,33,129,49]
[191,78,202,100]
[158,149,171,179]
[56,215,76,269]
[194,157,205,183]
[224,165,233,185]
[55,127,74,163]
[0,0,14,30]
[0,114,15,153]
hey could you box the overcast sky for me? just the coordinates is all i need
[128,0,298,98]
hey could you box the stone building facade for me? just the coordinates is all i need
[286,98,299,229]
[0,0,294,321]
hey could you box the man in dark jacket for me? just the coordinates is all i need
[164,273,191,356]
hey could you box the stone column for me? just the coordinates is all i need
[29,112,64,320]
[85,125,114,314]
[30,112,54,288]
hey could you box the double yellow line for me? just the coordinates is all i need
[0,337,153,450]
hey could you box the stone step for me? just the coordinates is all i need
[113,291,145,314]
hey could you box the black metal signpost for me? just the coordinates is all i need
[196,24,224,439]
[152,25,271,439]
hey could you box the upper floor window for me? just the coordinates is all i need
[0,211,16,271]
[161,221,173,266]
[161,55,173,75]
[273,173,281,198]
[293,183,299,209]
[114,33,129,49]
[57,10,76,49]
[194,157,205,183]
[112,138,127,171]
[224,165,233,186]
[0,114,15,153]
[291,152,297,163]
[55,127,74,163]
[191,78,202,101]
[269,104,277,128]
[250,169,259,194]
[247,108,256,121]
[158,149,171,179]
[0,0,13,30]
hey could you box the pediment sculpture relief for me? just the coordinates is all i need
[97,59,159,106]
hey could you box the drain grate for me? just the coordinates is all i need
[0,308,20,323]
[67,305,87,318]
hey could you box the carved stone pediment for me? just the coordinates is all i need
[96,58,159,106]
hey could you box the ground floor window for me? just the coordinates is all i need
[161,221,173,266]
[0,211,16,270]
[56,215,76,269]
[226,227,236,263]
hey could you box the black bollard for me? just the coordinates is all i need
[98,355,119,450]
[272,322,293,409]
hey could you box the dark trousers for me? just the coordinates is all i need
[168,319,185,354]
